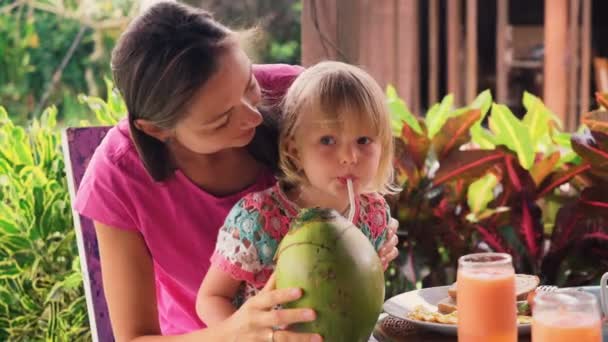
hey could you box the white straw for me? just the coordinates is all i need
[346,178,355,222]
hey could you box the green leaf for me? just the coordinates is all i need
[426,94,454,138]
[10,127,34,166]
[386,85,422,135]
[489,104,535,169]
[0,260,20,279]
[470,124,497,149]
[0,219,18,234]
[522,92,551,146]
[470,89,493,119]
[468,173,499,213]
[524,92,563,130]
[0,235,31,253]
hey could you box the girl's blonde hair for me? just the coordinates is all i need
[279,61,399,195]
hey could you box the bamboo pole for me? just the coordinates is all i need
[447,0,462,105]
[428,0,439,106]
[544,0,569,126]
[581,0,592,114]
[567,0,580,131]
[466,0,478,103]
[496,0,508,104]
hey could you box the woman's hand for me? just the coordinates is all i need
[378,218,399,270]
[225,273,323,342]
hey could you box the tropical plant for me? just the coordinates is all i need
[385,88,608,297]
[0,82,123,339]
[0,106,89,340]
[0,0,133,124]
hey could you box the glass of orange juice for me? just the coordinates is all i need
[532,289,601,342]
[457,253,517,342]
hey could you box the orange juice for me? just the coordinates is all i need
[532,312,601,342]
[532,290,602,342]
[457,255,517,342]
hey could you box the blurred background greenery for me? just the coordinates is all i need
[0,0,301,125]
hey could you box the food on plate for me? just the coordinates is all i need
[407,305,533,325]
[406,274,540,325]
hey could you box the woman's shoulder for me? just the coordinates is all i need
[95,119,140,164]
[87,119,148,178]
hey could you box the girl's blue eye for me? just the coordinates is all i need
[320,136,336,145]
[357,137,372,145]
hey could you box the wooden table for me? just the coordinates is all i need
[368,314,608,342]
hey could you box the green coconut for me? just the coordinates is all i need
[275,207,385,342]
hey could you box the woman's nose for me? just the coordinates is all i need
[239,101,263,129]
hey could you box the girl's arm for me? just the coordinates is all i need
[195,264,242,326]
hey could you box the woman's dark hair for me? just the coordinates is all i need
[111,2,231,181]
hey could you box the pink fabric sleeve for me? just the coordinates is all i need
[74,152,139,231]
[253,64,304,106]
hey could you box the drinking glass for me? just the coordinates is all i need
[532,289,602,342]
[457,253,517,342]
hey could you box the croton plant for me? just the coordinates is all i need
[385,89,608,297]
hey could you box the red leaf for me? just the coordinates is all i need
[432,108,481,159]
[505,155,522,191]
[572,131,608,170]
[537,163,592,198]
[549,203,582,254]
[578,185,608,218]
[434,150,505,186]
[530,151,560,185]
[475,225,509,253]
[582,231,608,242]
[519,197,540,259]
[401,119,430,170]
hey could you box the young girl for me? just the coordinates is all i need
[196,61,399,328]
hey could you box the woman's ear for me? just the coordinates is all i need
[134,119,172,142]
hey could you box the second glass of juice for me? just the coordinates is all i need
[532,289,602,342]
[457,253,517,342]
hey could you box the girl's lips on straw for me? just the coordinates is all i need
[338,176,357,185]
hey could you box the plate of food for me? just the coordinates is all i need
[383,274,539,335]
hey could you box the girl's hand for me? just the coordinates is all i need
[378,218,399,270]
[226,273,323,342]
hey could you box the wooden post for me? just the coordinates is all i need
[397,0,420,114]
[567,0,580,131]
[580,0,592,114]
[496,0,508,104]
[447,0,462,105]
[336,0,360,65]
[544,0,568,125]
[466,0,478,103]
[301,0,338,66]
[302,0,420,114]
[428,0,439,106]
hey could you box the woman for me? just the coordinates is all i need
[75,2,398,341]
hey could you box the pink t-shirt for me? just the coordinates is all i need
[74,64,302,335]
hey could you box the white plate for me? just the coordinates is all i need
[383,286,531,336]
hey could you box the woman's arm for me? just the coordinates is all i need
[95,222,233,341]
[95,221,320,342]
[196,264,242,326]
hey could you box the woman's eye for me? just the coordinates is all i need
[320,136,336,145]
[357,137,372,145]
